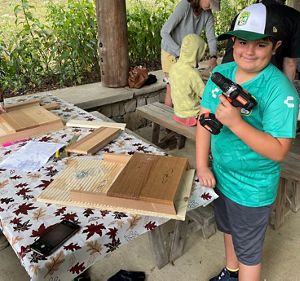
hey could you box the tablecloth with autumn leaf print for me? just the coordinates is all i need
[0,93,218,281]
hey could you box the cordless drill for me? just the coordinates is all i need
[199,72,257,134]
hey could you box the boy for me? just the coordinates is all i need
[169,34,206,126]
[196,3,299,281]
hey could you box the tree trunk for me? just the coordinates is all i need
[96,0,129,87]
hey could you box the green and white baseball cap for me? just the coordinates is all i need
[218,3,280,41]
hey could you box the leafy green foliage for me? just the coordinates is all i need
[127,0,176,66]
[0,0,254,95]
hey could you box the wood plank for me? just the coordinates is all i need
[5,99,40,112]
[107,153,156,200]
[0,105,62,132]
[42,102,60,110]
[65,127,121,155]
[0,120,64,145]
[139,156,188,204]
[107,153,188,205]
[66,119,126,130]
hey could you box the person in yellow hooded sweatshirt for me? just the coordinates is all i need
[169,34,207,126]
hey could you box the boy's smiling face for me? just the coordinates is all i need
[233,37,281,75]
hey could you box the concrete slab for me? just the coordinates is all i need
[50,70,165,110]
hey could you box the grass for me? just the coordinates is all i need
[0,0,63,38]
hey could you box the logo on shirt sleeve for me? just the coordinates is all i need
[284,96,295,108]
[211,87,220,99]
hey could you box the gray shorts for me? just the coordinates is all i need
[213,189,272,266]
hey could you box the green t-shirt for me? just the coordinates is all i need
[201,62,299,207]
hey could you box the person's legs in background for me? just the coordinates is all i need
[161,49,177,107]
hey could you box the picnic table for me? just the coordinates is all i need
[0,93,217,281]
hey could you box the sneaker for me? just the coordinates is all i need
[209,267,238,281]
[0,232,9,251]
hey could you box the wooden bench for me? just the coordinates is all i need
[271,150,300,229]
[136,102,196,149]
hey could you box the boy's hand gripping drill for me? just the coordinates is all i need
[199,72,257,134]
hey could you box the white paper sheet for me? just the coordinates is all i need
[0,141,64,172]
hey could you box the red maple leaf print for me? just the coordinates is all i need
[39,136,52,142]
[10,217,22,225]
[1,197,14,204]
[69,262,86,274]
[104,238,121,253]
[36,180,53,190]
[0,207,4,212]
[145,221,157,231]
[83,223,106,239]
[31,223,47,238]
[13,220,32,232]
[62,213,78,222]
[10,175,22,180]
[4,150,12,155]
[30,251,47,263]
[54,207,66,216]
[106,227,118,240]
[64,243,81,252]
[113,212,128,220]
[18,245,31,260]
[14,203,37,215]
[100,210,109,217]
[16,187,31,197]
[15,183,28,188]
[83,209,94,217]
[87,117,96,121]
[201,192,212,201]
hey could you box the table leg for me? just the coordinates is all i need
[152,123,160,145]
[148,224,169,269]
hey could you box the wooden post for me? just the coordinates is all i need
[96,0,129,87]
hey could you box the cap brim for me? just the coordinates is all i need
[218,30,270,41]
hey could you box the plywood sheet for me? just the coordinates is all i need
[65,127,121,155]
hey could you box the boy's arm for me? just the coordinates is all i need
[196,107,216,187]
[216,95,293,162]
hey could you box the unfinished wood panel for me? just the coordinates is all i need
[0,105,60,132]
[0,103,64,145]
[65,127,121,155]
[107,153,188,205]
[5,99,40,112]
[37,156,194,220]
[66,119,126,130]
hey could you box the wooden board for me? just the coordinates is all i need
[36,155,194,220]
[0,102,64,145]
[107,153,188,206]
[66,119,126,130]
[65,127,121,155]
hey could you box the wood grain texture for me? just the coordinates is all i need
[37,156,195,220]
[0,103,64,144]
[107,153,188,205]
[65,127,121,155]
